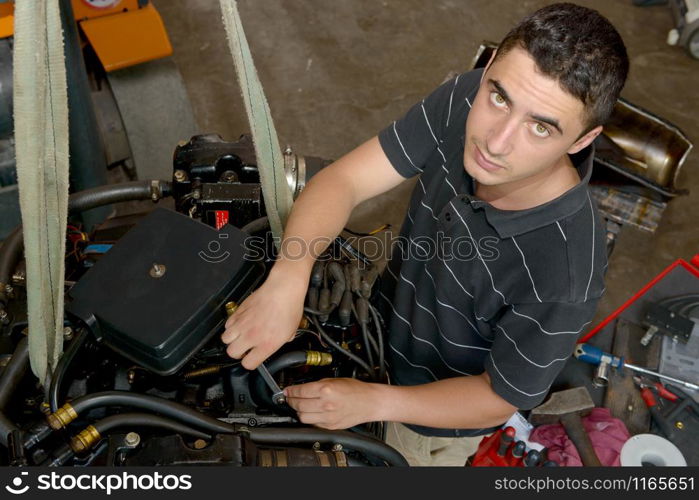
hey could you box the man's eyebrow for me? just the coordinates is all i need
[488,78,564,135]
[529,113,563,135]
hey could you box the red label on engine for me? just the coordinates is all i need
[215,210,229,230]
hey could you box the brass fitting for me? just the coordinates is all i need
[183,365,224,380]
[298,316,310,329]
[70,425,101,454]
[225,301,239,317]
[306,351,332,367]
[46,403,78,430]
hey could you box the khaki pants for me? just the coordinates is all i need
[385,422,483,466]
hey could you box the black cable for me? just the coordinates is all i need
[360,322,376,378]
[67,391,236,435]
[307,314,375,381]
[49,328,89,412]
[0,336,29,409]
[243,426,407,466]
[368,303,386,382]
[92,412,211,440]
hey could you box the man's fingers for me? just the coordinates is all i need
[286,397,325,414]
[284,382,323,399]
[240,345,272,370]
[226,337,254,360]
[294,412,328,426]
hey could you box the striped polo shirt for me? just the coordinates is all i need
[376,68,608,437]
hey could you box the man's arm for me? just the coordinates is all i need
[284,373,517,430]
[221,136,407,369]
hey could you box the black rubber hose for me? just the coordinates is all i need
[0,337,29,448]
[67,391,236,435]
[241,216,269,234]
[244,427,408,467]
[0,412,18,448]
[0,180,173,304]
[49,328,89,412]
[92,412,211,440]
[0,336,29,409]
[250,351,308,407]
[0,227,22,306]
[67,181,172,214]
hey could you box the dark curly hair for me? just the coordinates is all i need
[495,3,629,133]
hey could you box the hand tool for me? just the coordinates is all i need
[523,449,541,467]
[224,301,286,405]
[633,376,679,402]
[529,387,602,466]
[497,426,516,457]
[509,440,526,466]
[574,343,699,391]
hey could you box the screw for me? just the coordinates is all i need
[220,170,237,183]
[124,432,140,447]
[149,263,166,278]
[11,271,25,285]
[127,369,136,384]
[192,189,201,200]
[331,443,343,452]
[312,441,321,451]
[174,170,188,182]
[627,405,633,412]
[5,284,14,297]
[247,418,258,427]
[675,421,684,430]
[284,145,293,155]
[193,439,207,450]
[0,309,8,325]
[63,327,74,341]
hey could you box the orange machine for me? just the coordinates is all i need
[0,0,172,71]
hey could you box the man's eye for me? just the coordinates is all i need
[490,92,507,108]
[532,123,550,138]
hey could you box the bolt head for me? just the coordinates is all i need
[124,432,140,446]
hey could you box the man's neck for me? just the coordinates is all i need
[474,155,580,211]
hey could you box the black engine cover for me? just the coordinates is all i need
[66,207,264,375]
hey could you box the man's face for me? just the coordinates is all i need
[463,47,598,187]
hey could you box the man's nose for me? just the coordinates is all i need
[485,118,515,157]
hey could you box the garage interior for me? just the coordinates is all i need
[0,0,697,468]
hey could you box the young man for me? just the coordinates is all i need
[221,3,628,465]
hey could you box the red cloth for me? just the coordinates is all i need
[528,407,630,466]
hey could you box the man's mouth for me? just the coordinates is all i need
[473,145,504,173]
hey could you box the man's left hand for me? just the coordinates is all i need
[284,378,382,430]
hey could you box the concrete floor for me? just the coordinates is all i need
[151,0,699,330]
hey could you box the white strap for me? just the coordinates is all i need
[13,0,69,384]
[218,0,293,246]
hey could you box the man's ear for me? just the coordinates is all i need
[568,125,603,155]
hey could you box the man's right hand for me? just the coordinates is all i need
[220,267,307,370]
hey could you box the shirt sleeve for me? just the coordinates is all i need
[483,299,600,410]
[378,70,480,178]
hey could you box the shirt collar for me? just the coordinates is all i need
[460,144,595,238]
